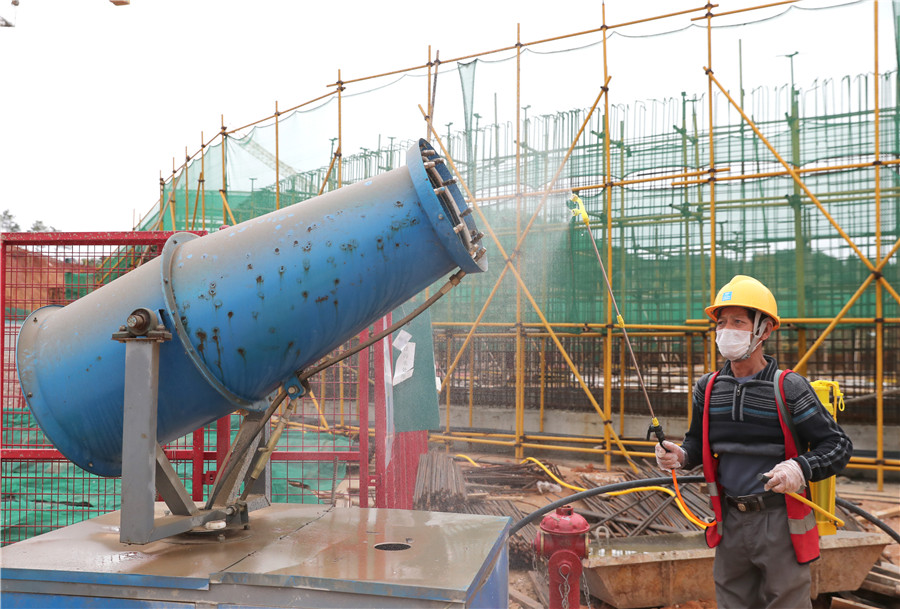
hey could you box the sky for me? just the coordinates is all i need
[0,0,894,232]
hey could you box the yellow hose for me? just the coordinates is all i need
[787,491,845,527]
[521,457,587,492]
[454,454,481,467]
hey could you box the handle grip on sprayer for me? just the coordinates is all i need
[647,417,666,446]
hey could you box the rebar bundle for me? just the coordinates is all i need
[413,451,468,512]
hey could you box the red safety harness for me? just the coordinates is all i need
[701,369,820,563]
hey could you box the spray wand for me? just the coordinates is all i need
[566,192,719,530]
[566,193,666,447]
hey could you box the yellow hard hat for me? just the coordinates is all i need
[705,275,781,329]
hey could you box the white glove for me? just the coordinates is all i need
[763,459,805,494]
[655,441,686,471]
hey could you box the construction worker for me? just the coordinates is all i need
[655,275,852,608]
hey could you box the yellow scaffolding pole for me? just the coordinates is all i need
[190,171,202,230]
[337,70,343,189]
[706,7,718,368]
[672,158,900,187]
[601,2,614,471]
[318,146,341,197]
[515,23,524,460]
[200,132,206,231]
[872,0,885,490]
[219,191,237,226]
[167,165,178,230]
[157,175,165,230]
[275,100,280,210]
[184,147,189,230]
[220,115,228,226]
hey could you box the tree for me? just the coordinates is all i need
[29,220,58,232]
[0,209,20,233]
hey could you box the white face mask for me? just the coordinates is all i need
[715,328,754,361]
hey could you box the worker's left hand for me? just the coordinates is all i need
[763,459,805,494]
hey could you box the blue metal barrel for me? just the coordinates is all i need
[16,139,486,477]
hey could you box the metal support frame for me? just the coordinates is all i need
[204,408,272,510]
[113,308,266,544]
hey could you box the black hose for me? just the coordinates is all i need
[509,478,900,545]
[509,475,705,536]
[836,496,900,544]
[297,271,465,383]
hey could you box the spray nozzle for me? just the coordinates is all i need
[647,416,666,446]
[567,193,589,225]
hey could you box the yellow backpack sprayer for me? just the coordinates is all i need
[809,381,846,535]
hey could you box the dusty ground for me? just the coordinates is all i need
[493,456,900,609]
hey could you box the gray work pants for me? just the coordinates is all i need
[713,502,813,609]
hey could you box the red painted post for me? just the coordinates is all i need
[534,505,590,609]
[0,236,7,468]
[373,314,391,508]
[215,415,230,478]
[357,329,370,508]
[191,428,204,501]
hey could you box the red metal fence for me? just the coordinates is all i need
[0,232,423,545]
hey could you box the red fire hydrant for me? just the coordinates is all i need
[534,505,590,609]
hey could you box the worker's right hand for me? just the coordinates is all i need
[655,441,686,471]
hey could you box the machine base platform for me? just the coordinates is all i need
[1,503,510,608]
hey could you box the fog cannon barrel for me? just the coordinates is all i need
[16,139,486,477]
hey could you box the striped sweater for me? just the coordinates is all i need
[681,355,853,494]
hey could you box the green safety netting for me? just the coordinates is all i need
[140,63,899,327]
[1,414,354,545]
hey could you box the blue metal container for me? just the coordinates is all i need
[16,139,486,477]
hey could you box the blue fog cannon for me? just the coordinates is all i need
[14,139,487,543]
